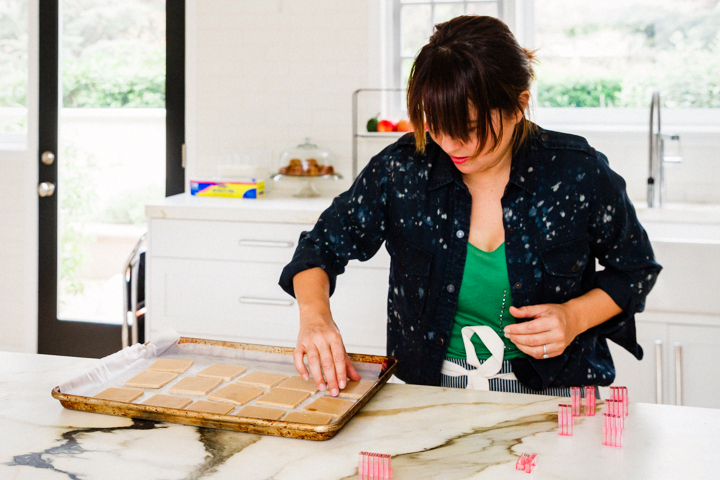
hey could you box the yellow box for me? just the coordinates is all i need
[190,180,265,198]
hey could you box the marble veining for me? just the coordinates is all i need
[2,352,720,479]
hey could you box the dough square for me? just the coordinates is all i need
[255,388,310,408]
[148,358,194,373]
[184,400,234,415]
[142,394,193,409]
[93,387,144,403]
[277,375,319,394]
[236,371,288,389]
[207,384,264,406]
[284,411,334,425]
[329,380,374,399]
[125,370,178,389]
[236,405,286,421]
[303,397,355,418]
[196,364,247,381]
[168,376,222,396]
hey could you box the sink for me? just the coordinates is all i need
[638,215,720,315]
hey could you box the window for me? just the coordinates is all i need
[534,0,720,109]
[393,0,719,114]
[0,0,28,149]
[395,0,504,88]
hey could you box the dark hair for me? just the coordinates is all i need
[407,15,537,155]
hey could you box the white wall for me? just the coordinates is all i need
[0,0,38,353]
[186,0,384,191]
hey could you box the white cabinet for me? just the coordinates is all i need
[607,315,720,409]
[605,319,667,405]
[667,324,720,409]
[146,197,390,355]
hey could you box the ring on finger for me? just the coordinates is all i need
[542,344,549,359]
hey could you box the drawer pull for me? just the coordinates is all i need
[655,340,663,404]
[674,342,683,406]
[240,296,295,306]
[239,239,294,248]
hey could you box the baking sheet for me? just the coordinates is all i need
[53,328,397,440]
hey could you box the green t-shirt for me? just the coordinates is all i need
[446,242,526,360]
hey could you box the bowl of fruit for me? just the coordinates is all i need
[366,115,416,133]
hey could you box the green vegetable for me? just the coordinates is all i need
[366,114,379,132]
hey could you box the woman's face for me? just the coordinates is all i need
[428,108,521,176]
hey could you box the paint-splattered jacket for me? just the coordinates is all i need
[279,127,662,390]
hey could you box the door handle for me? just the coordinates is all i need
[674,342,683,406]
[41,151,55,165]
[655,340,663,404]
[38,182,56,197]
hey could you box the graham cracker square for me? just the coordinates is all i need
[236,371,288,389]
[283,411,333,425]
[207,384,264,406]
[125,370,178,389]
[168,376,222,396]
[277,375,319,394]
[302,396,355,418]
[184,400,234,415]
[196,364,247,381]
[93,387,144,403]
[255,388,310,408]
[142,394,192,409]
[147,358,194,373]
[236,405,286,421]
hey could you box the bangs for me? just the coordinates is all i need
[407,49,502,155]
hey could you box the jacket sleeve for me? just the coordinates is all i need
[587,150,662,357]
[278,146,394,298]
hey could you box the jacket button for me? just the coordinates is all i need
[572,263,580,273]
[446,284,455,293]
[456,230,465,238]
[435,337,445,347]
[508,226,515,234]
[514,282,522,289]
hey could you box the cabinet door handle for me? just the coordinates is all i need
[239,239,294,248]
[655,340,663,404]
[239,296,294,306]
[674,342,683,406]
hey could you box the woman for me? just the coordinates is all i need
[279,15,661,397]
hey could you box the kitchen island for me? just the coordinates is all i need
[2,351,718,479]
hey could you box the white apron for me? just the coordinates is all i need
[440,325,517,391]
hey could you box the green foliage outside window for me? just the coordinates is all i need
[534,0,720,108]
[59,142,98,296]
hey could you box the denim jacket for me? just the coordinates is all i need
[279,126,662,390]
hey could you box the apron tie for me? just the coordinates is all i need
[440,325,516,390]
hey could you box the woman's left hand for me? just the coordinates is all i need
[504,304,580,359]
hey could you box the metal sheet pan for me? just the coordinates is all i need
[52,337,398,441]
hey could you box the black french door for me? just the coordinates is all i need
[38,0,185,358]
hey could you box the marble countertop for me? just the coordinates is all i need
[2,351,720,479]
[146,193,720,226]
[145,192,334,224]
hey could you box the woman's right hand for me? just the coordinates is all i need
[294,305,361,397]
[292,267,361,397]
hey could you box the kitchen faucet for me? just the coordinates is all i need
[648,90,683,207]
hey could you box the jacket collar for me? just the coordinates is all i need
[424,127,540,195]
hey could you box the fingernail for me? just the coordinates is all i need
[319,383,326,391]
[302,374,309,380]
[331,388,339,396]
[339,380,346,389]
